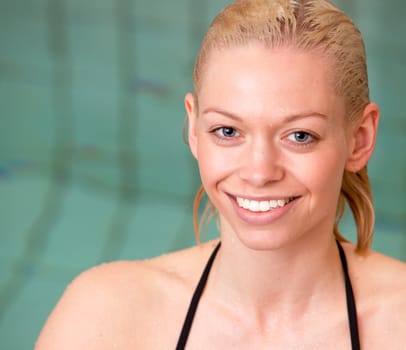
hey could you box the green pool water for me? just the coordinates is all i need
[0,0,405,348]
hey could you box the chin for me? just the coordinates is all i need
[233,228,299,252]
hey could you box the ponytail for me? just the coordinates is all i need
[334,166,374,253]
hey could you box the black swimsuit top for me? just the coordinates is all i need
[176,241,360,350]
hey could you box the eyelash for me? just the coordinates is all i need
[210,126,241,143]
[285,131,317,147]
[209,127,318,148]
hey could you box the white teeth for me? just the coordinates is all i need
[259,201,269,212]
[236,197,293,212]
[249,201,259,211]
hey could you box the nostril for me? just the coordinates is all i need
[239,163,284,187]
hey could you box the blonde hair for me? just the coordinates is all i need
[191,0,374,253]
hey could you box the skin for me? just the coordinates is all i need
[189,44,355,253]
[36,44,406,349]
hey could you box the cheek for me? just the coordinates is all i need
[196,142,223,185]
[288,150,345,193]
[196,141,237,189]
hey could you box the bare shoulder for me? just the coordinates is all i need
[343,243,406,347]
[346,243,406,296]
[35,240,220,350]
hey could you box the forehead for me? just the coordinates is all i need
[198,43,343,119]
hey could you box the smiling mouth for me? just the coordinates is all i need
[236,196,296,212]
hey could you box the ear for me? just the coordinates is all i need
[345,102,380,172]
[184,92,198,159]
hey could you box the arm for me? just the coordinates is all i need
[35,264,133,350]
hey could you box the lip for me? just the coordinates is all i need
[232,193,299,201]
[234,194,296,201]
[228,194,299,226]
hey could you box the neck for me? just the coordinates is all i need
[209,230,344,321]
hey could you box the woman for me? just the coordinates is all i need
[36,0,406,349]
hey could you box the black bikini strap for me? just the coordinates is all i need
[176,241,359,350]
[336,240,361,350]
[176,241,221,350]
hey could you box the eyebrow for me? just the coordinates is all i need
[202,107,243,122]
[202,107,328,122]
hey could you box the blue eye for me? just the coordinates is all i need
[216,127,238,138]
[289,131,312,143]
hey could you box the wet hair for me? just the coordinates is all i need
[191,0,374,253]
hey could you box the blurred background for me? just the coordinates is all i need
[0,0,405,348]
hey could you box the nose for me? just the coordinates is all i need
[238,137,284,187]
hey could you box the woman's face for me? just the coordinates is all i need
[186,43,357,250]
